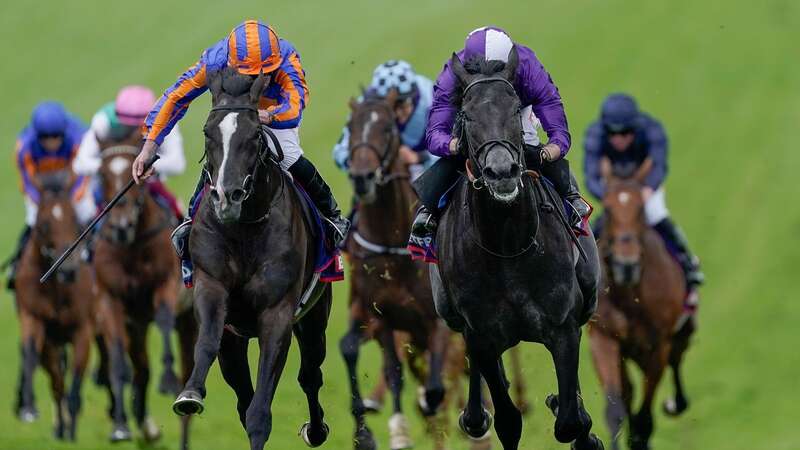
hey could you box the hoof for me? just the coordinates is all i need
[93,367,110,387]
[362,398,382,414]
[173,390,204,416]
[141,417,162,442]
[158,370,181,395]
[109,424,132,443]
[299,421,330,447]
[18,406,39,423]
[418,385,445,417]
[458,408,493,440]
[389,413,414,450]
[662,397,688,417]
[354,424,377,450]
[545,394,559,417]
[573,433,605,450]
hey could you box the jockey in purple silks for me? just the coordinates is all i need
[409,26,590,246]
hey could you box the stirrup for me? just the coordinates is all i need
[170,219,192,258]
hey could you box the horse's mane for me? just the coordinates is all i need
[451,56,508,107]
[220,67,255,97]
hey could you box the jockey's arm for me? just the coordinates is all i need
[643,119,668,190]
[523,53,571,160]
[262,52,307,129]
[583,122,607,200]
[145,55,209,146]
[332,123,351,171]
[73,110,105,176]
[15,142,40,203]
[425,64,460,157]
[154,124,187,179]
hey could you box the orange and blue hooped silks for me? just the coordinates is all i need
[146,20,308,145]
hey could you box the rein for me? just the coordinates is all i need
[351,231,411,257]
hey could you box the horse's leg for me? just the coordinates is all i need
[127,320,161,443]
[154,292,180,395]
[508,346,530,415]
[98,293,131,442]
[546,322,602,449]
[339,311,377,450]
[218,330,254,429]
[295,287,332,447]
[17,310,43,422]
[458,345,492,439]
[93,333,110,387]
[65,321,92,441]
[173,270,228,416]
[379,327,412,450]
[664,320,694,417]
[629,346,669,450]
[589,327,626,450]
[422,319,449,416]
[245,304,293,450]
[41,341,67,440]
[467,336,521,450]
[175,303,198,450]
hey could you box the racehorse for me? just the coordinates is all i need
[14,170,95,441]
[170,67,333,450]
[93,139,195,448]
[429,48,604,450]
[589,159,694,450]
[340,92,451,450]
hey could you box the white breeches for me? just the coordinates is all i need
[645,187,670,225]
[265,126,304,171]
[25,193,96,227]
[521,106,542,147]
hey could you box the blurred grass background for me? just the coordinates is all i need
[0,0,798,448]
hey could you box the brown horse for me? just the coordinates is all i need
[93,141,196,448]
[340,93,452,450]
[14,170,95,441]
[589,159,695,450]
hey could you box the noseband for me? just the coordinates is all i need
[457,77,524,190]
[205,104,284,203]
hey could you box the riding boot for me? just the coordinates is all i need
[289,156,350,247]
[170,171,206,288]
[537,154,591,227]
[409,156,464,246]
[653,218,704,289]
[5,226,32,291]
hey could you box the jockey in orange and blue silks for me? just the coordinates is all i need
[132,20,349,281]
[6,102,94,289]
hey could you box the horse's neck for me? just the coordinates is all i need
[467,179,539,253]
[136,194,167,239]
[241,163,283,223]
[358,176,415,246]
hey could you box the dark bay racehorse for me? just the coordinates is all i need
[589,159,694,450]
[14,171,95,440]
[93,141,195,448]
[429,48,603,450]
[340,93,450,450]
[171,67,332,450]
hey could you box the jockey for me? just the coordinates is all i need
[133,19,350,264]
[409,27,590,246]
[74,85,186,220]
[583,93,704,297]
[7,101,93,289]
[332,60,438,181]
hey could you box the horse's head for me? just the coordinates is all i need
[204,67,270,223]
[452,47,523,203]
[99,146,143,245]
[347,90,401,203]
[33,170,80,282]
[601,158,652,286]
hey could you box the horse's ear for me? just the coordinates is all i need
[503,46,519,82]
[249,70,269,105]
[633,157,653,184]
[349,96,359,111]
[385,88,399,107]
[451,53,469,86]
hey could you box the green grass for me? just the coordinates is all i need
[1,0,798,449]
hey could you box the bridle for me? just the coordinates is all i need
[101,145,147,240]
[457,77,524,190]
[204,104,285,221]
[347,103,408,186]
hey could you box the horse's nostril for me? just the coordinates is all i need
[510,163,521,177]
[484,167,497,180]
[230,189,246,203]
[210,189,221,202]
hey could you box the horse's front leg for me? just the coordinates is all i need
[546,321,603,450]
[422,318,450,416]
[295,286,332,448]
[66,320,92,441]
[379,326,413,450]
[338,302,377,450]
[97,292,132,442]
[154,281,180,395]
[173,269,227,416]
[16,309,43,423]
[458,340,492,440]
[246,302,294,450]
[127,320,161,443]
[589,325,626,450]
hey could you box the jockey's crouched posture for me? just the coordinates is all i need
[584,93,704,299]
[6,102,93,289]
[133,20,350,271]
[409,27,590,247]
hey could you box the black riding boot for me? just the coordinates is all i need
[410,157,464,246]
[653,218,704,288]
[289,156,350,247]
[5,226,32,290]
[529,149,591,227]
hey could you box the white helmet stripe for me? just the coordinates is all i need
[485,29,513,62]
